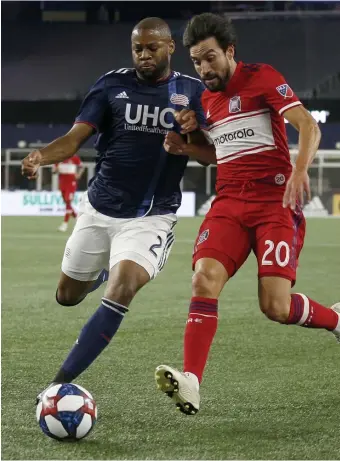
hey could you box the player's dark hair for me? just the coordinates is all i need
[133,17,172,39]
[183,13,236,51]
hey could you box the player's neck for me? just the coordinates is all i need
[156,69,172,82]
[136,69,172,84]
[228,60,238,80]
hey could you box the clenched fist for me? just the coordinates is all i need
[164,132,187,155]
[174,109,199,134]
[21,150,42,179]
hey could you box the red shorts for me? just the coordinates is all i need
[60,186,76,203]
[193,194,306,285]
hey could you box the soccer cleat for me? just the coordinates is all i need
[36,382,57,405]
[58,222,68,232]
[155,365,200,415]
[331,303,340,343]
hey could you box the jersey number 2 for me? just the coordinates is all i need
[261,240,290,267]
[149,236,163,258]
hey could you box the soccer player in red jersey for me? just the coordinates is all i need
[155,13,340,415]
[53,155,85,232]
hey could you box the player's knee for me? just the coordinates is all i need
[192,270,220,299]
[104,261,151,307]
[259,296,290,323]
[56,287,85,306]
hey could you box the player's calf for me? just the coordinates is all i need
[259,276,293,323]
[259,277,340,339]
[50,261,151,386]
[259,295,291,323]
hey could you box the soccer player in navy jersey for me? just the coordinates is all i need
[21,17,208,399]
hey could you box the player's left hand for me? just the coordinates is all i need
[283,168,311,210]
[164,132,187,154]
[174,109,199,135]
[21,150,42,180]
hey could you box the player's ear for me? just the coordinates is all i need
[226,45,235,60]
[169,39,175,55]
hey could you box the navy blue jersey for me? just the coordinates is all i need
[75,68,206,218]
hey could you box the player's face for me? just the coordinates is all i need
[190,37,235,92]
[132,29,175,82]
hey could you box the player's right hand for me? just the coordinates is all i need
[174,109,199,134]
[164,132,187,155]
[283,168,311,210]
[21,150,42,179]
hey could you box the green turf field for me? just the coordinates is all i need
[2,216,340,460]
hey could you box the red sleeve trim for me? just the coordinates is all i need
[278,101,302,116]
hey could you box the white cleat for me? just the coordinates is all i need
[331,303,340,343]
[155,365,200,415]
[36,382,57,405]
[58,222,68,232]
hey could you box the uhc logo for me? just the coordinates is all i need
[213,128,255,146]
[125,103,175,129]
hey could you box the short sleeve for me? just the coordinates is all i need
[74,76,108,131]
[190,81,208,129]
[261,65,302,116]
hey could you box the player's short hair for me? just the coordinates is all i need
[183,13,237,51]
[133,17,172,40]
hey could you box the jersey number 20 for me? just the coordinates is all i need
[261,240,290,267]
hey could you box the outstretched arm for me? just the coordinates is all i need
[21,124,93,179]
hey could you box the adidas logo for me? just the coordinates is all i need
[303,196,328,217]
[115,91,129,99]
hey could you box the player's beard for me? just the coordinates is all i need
[136,59,169,82]
[203,67,231,92]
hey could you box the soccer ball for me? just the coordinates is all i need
[36,383,97,441]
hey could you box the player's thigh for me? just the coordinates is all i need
[61,211,110,282]
[109,214,177,280]
[193,215,251,280]
[254,205,306,285]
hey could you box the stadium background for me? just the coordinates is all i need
[2,1,340,460]
[2,0,340,217]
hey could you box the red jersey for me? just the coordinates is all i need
[56,156,82,190]
[201,62,302,200]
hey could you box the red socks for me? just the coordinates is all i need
[182,294,338,385]
[287,294,339,330]
[183,297,218,383]
[64,202,76,223]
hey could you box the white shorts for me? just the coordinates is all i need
[61,193,177,281]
